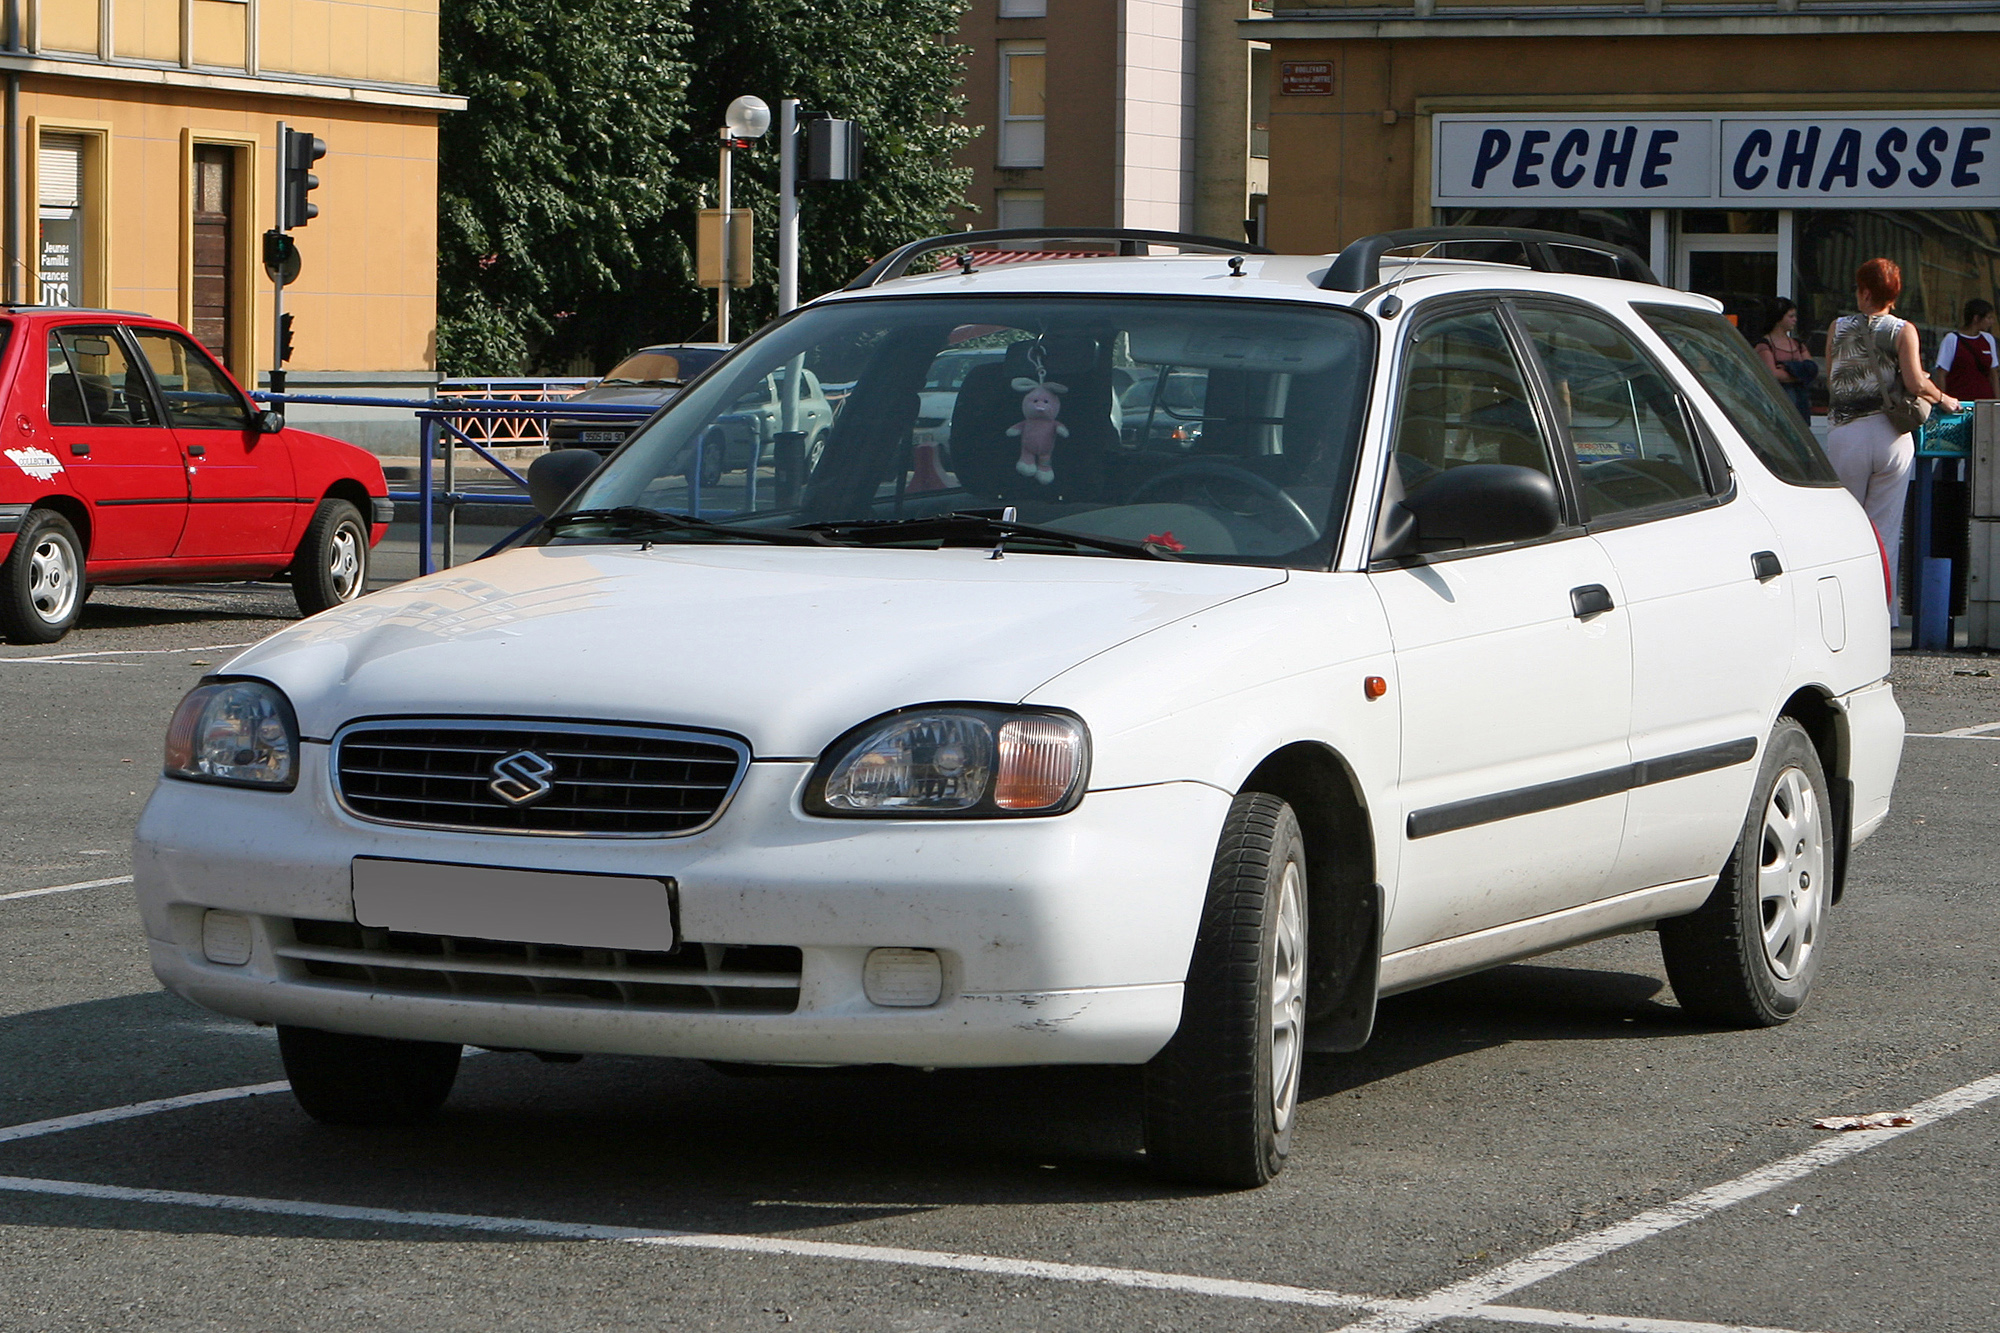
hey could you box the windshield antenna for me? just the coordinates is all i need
[990,505,1017,560]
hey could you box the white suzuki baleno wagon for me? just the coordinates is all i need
[135,228,1903,1187]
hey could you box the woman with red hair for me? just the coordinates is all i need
[1825,258,1959,626]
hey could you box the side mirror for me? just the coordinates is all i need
[1377,463,1561,559]
[528,448,605,518]
[256,410,285,434]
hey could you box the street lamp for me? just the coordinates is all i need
[716,95,769,344]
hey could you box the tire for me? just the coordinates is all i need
[1144,792,1308,1188]
[277,1025,462,1126]
[292,499,369,617]
[0,509,85,644]
[1659,718,1831,1027]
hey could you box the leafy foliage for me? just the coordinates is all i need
[438,0,974,376]
[437,0,695,375]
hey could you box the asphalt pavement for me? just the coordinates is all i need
[2,548,1997,1333]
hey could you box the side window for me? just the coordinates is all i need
[1512,305,1710,520]
[48,328,160,427]
[1636,303,1841,488]
[127,328,251,430]
[1393,306,1558,499]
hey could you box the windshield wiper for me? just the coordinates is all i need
[801,512,1179,560]
[544,507,832,546]
[598,378,685,387]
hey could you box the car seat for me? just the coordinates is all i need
[948,335,1118,505]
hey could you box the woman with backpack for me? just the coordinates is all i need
[1825,258,1960,626]
[1933,298,2000,403]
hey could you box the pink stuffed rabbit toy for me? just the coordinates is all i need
[1007,376,1068,484]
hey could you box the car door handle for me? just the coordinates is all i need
[1751,550,1784,582]
[1571,584,1616,618]
[184,444,206,458]
[68,442,89,457]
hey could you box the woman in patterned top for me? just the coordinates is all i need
[1824,258,1959,626]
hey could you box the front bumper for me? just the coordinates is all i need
[134,751,1229,1066]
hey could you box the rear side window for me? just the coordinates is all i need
[1636,304,1840,488]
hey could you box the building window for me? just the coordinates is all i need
[1250,47,1271,160]
[999,45,1046,169]
[998,0,1046,14]
[996,190,1045,230]
[38,133,87,308]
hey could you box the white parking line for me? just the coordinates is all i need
[0,641,251,664]
[0,1080,289,1144]
[1474,1309,1827,1333]
[0,875,134,903]
[1906,720,2000,739]
[6,1069,1983,1333]
[1321,1070,2000,1333]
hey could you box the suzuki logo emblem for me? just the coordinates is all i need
[489,750,557,806]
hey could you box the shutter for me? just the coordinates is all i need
[39,134,85,210]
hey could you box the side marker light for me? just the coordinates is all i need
[1364,676,1389,700]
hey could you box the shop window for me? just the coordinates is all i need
[1680,211,1778,236]
[1513,305,1709,519]
[1435,208,1656,273]
[37,133,88,308]
[995,190,1045,230]
[1250,48,1271,160]
[999,45,1046,169]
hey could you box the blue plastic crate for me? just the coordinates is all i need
[1917,407,1973,457]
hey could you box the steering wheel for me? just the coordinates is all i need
[1127,460,1319,547]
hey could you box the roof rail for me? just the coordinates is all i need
[1319,227,1660,293]
[845,228,1275,290]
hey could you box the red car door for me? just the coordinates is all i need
[42,324,188,561]
[127,326,297,560]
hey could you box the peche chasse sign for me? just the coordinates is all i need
[1434,112,2000,208]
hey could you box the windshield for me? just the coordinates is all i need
[601,347,727,384]
[562,296,1373,567]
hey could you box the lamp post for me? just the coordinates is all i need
[716,95,770,344]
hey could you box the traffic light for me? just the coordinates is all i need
[281,128,326,229]
[278,312,295,364]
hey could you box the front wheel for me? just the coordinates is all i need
[277,1026,462,1126]
[1144,791,1307,1188]
[292,499,370,617]
[1659,718,1831,1027]
[0,508,85,644]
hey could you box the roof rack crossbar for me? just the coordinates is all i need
[1319,227,1661,293]
[846,228,1275,291]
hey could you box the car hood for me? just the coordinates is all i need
[556,383,678,409]
[230,543,1286,755]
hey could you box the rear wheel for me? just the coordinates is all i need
[292,499,369,617]
[1144,792,1307,1188]
[277,1025,462,1126]
[1660,719,1830,1027]
[0,509,85,644]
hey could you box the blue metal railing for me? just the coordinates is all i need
[255,392,655,575]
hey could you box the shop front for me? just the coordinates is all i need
[1247,9,2000,356]
[1431,111,2000,354]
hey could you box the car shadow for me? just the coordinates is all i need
[0,957,1718,1237]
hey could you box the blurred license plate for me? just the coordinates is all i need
[579,430,624,443]
[351,858,674,950]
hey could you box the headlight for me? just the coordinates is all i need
[163,680,300,790]
[807,707,1089,818]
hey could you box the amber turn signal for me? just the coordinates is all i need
[1364,675,1388,700]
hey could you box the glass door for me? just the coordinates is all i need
[1674,211,1787,331]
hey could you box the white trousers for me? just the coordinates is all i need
[1824,412,1914,626]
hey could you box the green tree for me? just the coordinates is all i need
[438,0,974,375]
[436,0,695,375]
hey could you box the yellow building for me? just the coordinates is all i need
[5,0,461,423]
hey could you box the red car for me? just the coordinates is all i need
[0,308,390,643]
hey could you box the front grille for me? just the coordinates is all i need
[281,919,801,1013]
[334,720,749,837]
